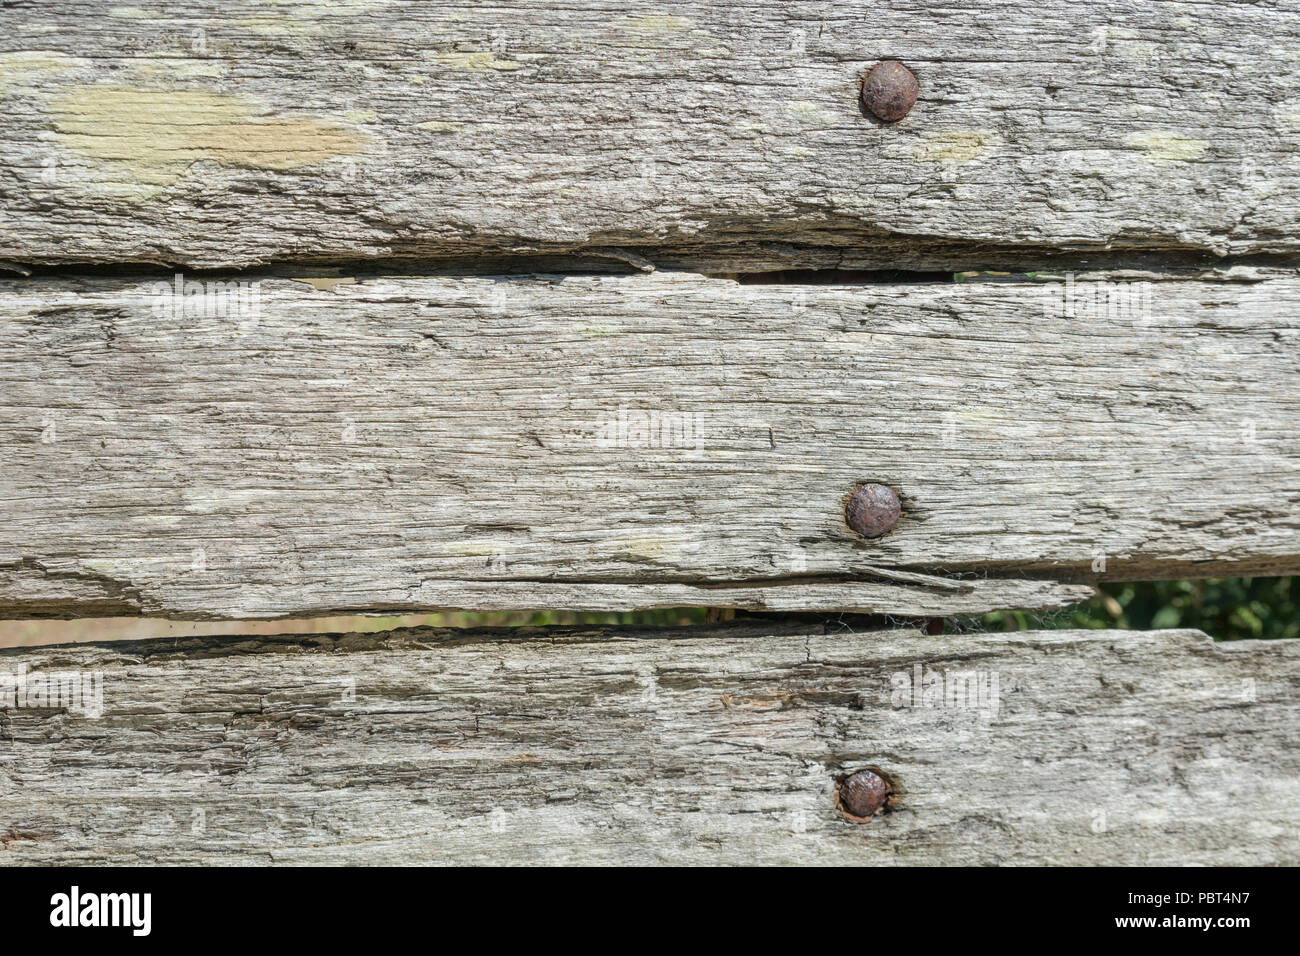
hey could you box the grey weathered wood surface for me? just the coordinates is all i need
[2,1,1298,270]
[0,624,1295,865]
[0,272,1295,619]
[1,0,1296,872]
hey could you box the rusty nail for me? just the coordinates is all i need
[860,60,919,122]
[837,768,891,820]
[845,482,901,538]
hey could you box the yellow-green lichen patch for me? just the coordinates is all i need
[50,86,370,190]
[1126,131,1208,162]
[130,60,227,79]
[615,536,668,560]
[913,131,991,164]
[429,51,520,71]
[192,117,367,169]
[0,51,90,96]
[414,120,463,133]
[448,538,519,558]
[787,101,839,126]
[619,14,694,32]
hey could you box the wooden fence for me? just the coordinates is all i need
[0,0,1296,864]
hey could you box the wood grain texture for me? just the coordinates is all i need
[1,1,1297,269]
[1,271,1296,619]
[0,623,1295,865]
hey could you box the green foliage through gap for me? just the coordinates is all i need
[968,577,1297,641]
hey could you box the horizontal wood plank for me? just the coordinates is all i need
[0,624,1295,864]
[1,1,1298,268]
[0,272,1296,618]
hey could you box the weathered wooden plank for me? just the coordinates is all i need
[0,565,1092,622]
[0,272,1296,619]
[1,1,1298,269]
[0,624,1295,864]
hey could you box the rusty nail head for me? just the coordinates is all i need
[860,60,918,122]
[838,769,891,820]
[845,482,901,538]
